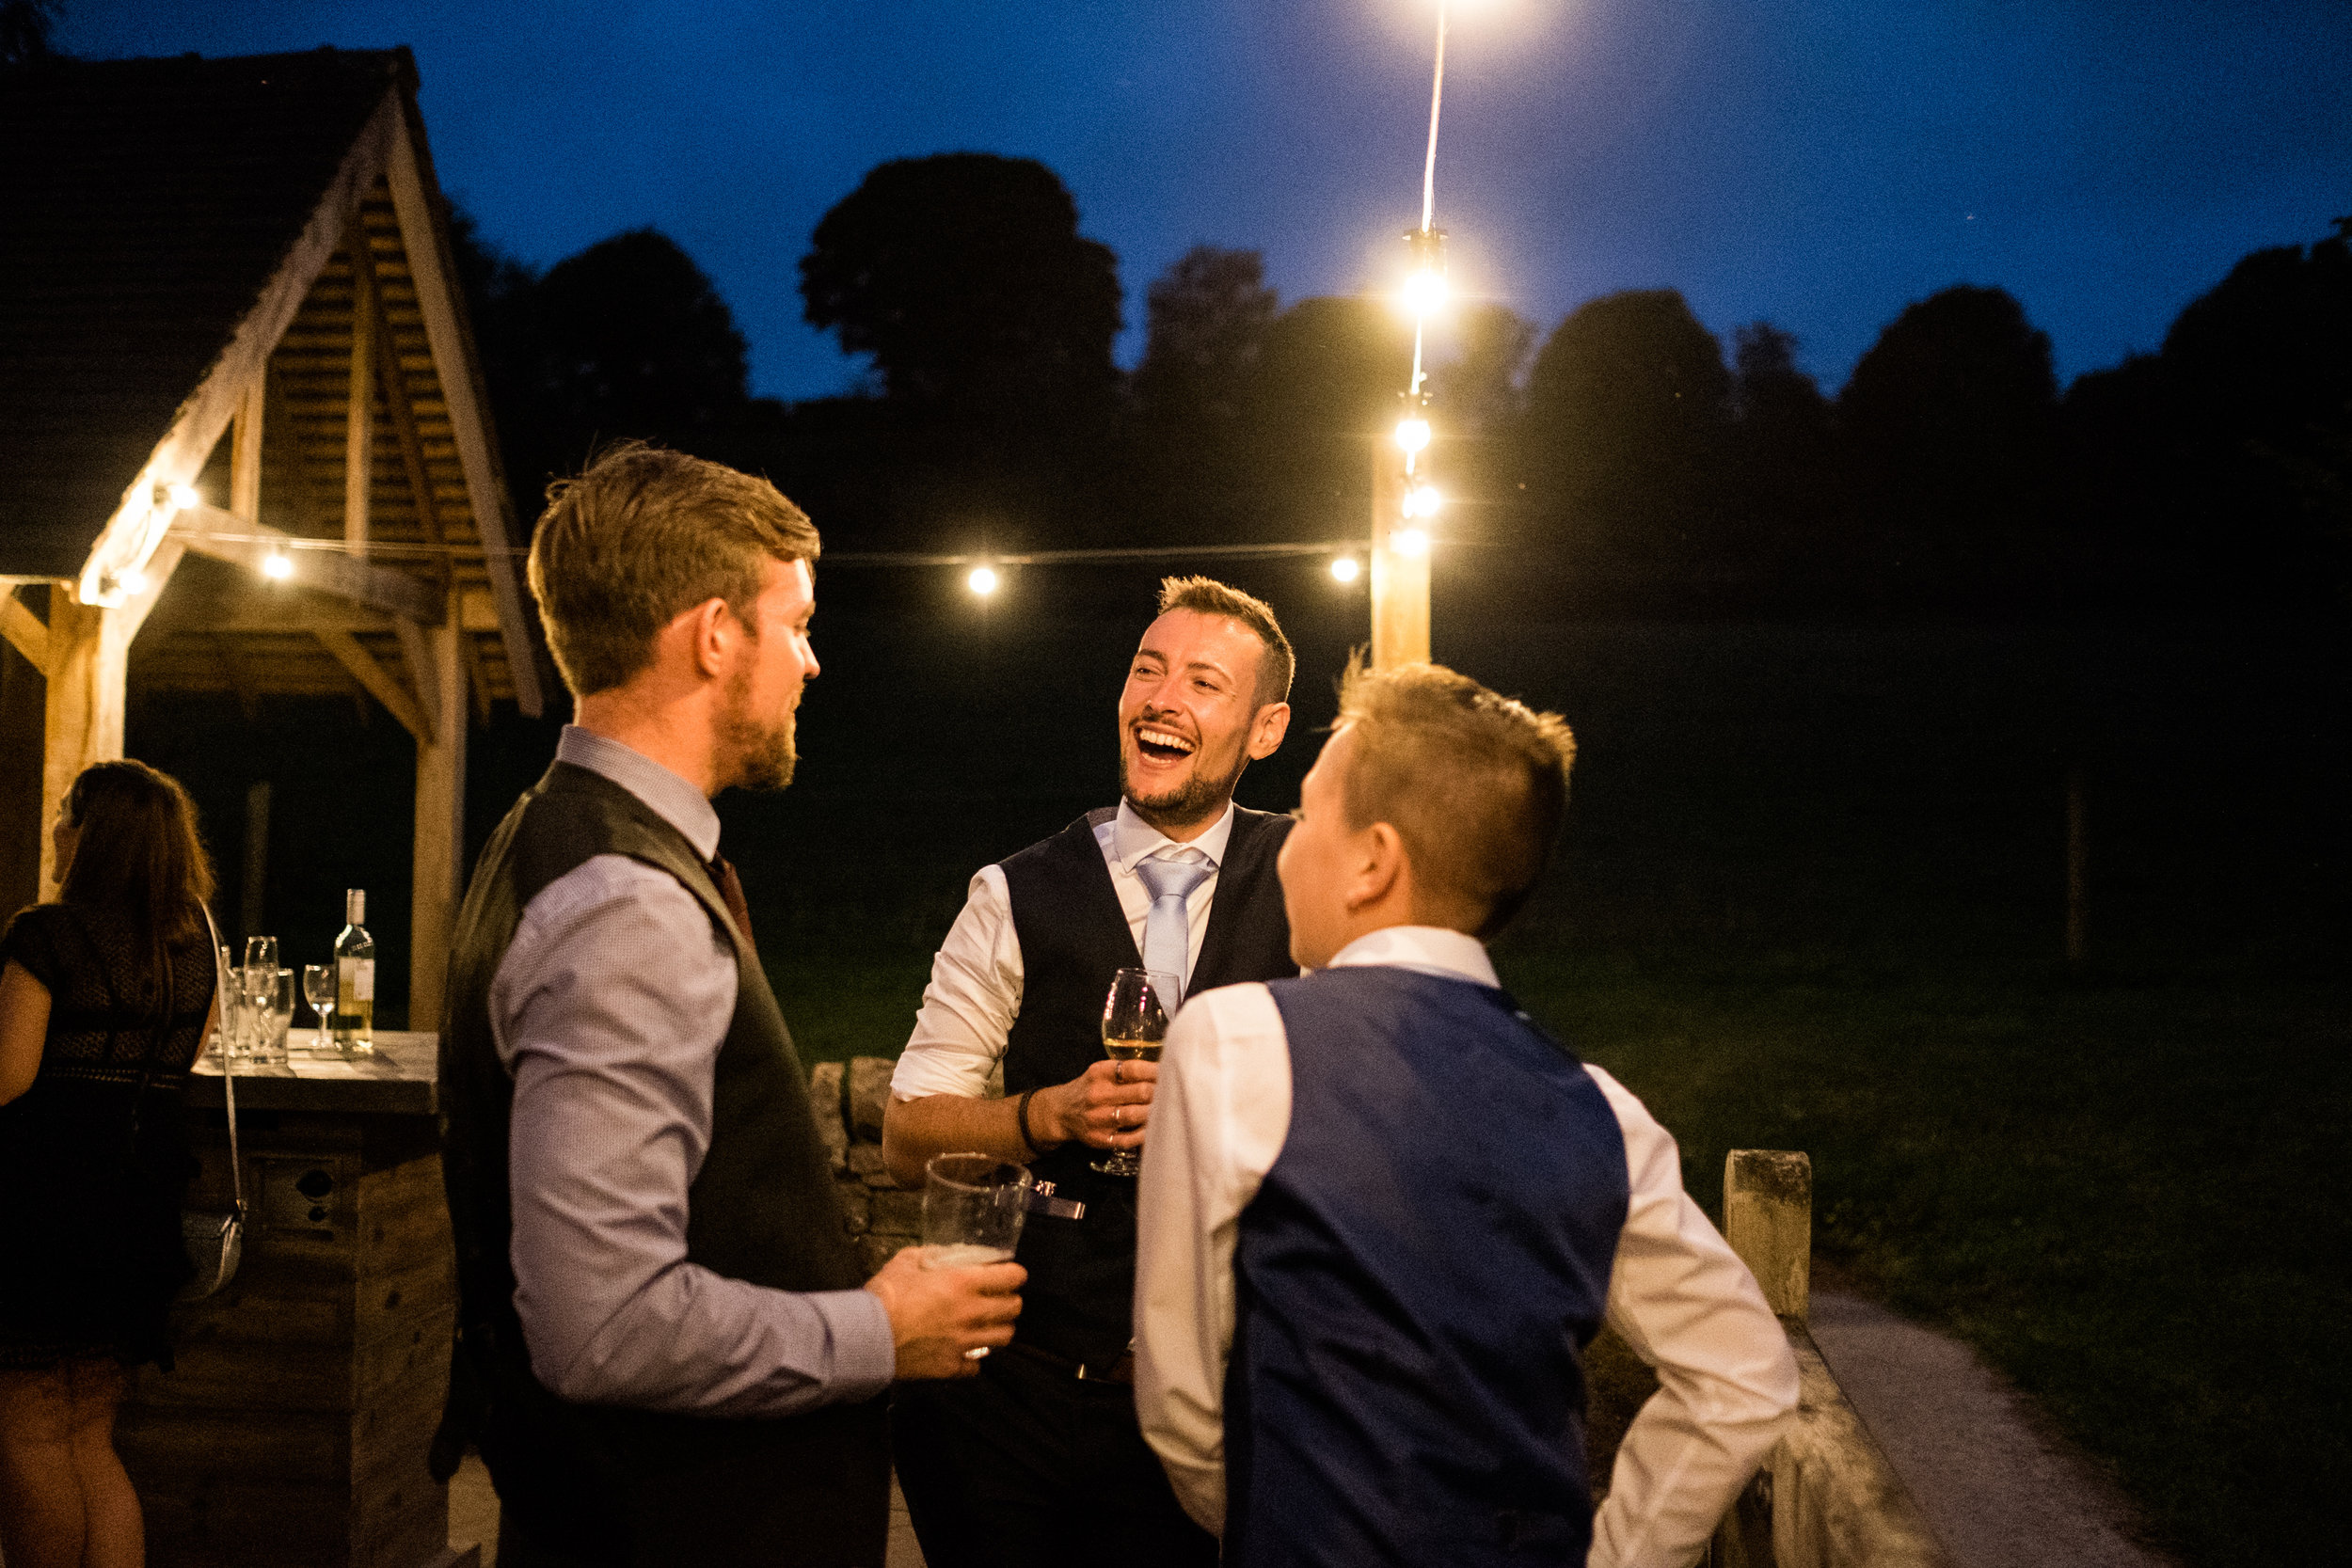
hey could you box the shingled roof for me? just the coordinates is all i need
[0,48,418,577]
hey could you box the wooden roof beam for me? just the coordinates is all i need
[385,112,543,717]
[359,261,452,592]
[171,502,441,624]
[75,88,403,609]
[314,626,428,746]
[3,591,48,672]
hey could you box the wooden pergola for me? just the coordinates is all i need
[0,48,543,1029]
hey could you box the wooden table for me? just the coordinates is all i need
[119,1032,475,1568]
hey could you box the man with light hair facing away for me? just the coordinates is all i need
[884,577,1299,1568]
[437,444,1024,1568]
[1135,658,1800,1568]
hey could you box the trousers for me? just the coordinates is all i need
[892,1347,1217,1568]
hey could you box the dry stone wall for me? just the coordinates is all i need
[810,1057,925,1273]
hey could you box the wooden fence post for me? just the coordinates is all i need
[1725,1149,1812,1319]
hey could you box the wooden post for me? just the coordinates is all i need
[408,600,465,1032]
[344,228,375,553]
[40,552,183,891]
[1370,443,1430,669]
[1724,1148,1812,1320]
[40,590,125,892]
[241,781,272,942]
[231,372,265,522]
[2065,762,2087,967]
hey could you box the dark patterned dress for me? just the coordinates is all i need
[0,902,217,1370]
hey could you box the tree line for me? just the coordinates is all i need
[453,152,2351,621]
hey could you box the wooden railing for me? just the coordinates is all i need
[1707,1150,1953,1568]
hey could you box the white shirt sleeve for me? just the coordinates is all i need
[1584,1064,1801,1568]
[890,864,1024,1101]
[1133,981,1293,1538]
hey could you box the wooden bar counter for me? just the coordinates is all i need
[118,1033,475,1568]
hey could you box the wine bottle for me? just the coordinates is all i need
[333,888,375,1055]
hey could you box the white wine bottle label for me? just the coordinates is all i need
[341,958,376,1001]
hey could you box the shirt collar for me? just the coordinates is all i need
[1327,926,1500,988]
[1110,798,1236,874]
[556,725,723,862]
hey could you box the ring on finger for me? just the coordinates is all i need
[1113,1061,1123,1085]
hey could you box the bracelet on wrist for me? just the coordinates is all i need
[1016,1085,1053,1158]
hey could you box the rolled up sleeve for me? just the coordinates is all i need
[1585,1065,1800,1568]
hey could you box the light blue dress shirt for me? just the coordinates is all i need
[487,725,896,1417]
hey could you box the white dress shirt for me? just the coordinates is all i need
[889,800,1254,1101]
[490,726,896,1416]
[1133,926,1800,1567]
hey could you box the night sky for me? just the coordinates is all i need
[60,0,2352,402]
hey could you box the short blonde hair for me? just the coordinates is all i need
[528,443,821,698]
[1336,656,1577,937]
[1157,576,1294,708]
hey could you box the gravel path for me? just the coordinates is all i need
[1808,1290,2176,1568]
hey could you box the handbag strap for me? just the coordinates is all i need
[199,905,244,1219]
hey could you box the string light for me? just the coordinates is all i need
[1392,529,1430,557]
[967,565,999,596]
[262,551,294,580]
[1394,418,1432,455]
[167,482,200,513]
[1330,556,1361,583]
[1400,267,1447,317]
[1402,483,1442,519]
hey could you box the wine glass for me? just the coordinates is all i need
[303,964,335,1053]
[1093,967,1168,1177]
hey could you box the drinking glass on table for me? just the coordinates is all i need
[242,963,288,1066]
[1092,966,1168,1177]
[302,964,336,1053]
[921,1153,1033,1359]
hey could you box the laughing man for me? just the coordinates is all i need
[882,577,1300,1568]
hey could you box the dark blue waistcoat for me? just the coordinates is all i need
[1229,966,1630,1567]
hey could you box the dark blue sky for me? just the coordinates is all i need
[64,1,2352,402]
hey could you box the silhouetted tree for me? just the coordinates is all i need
[0,0,62,69]
[1134,245,1277,429]
[1839,285,2058,610]
[2061,225,2352,613]
[1723,323,1837,607]
[800,154,1121,423]
[1517,289,1732,602]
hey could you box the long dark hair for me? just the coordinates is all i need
[58,760,216,1014]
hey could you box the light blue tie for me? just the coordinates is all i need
[1135,850,1214,1010]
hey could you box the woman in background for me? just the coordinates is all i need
[0,761,220,1568]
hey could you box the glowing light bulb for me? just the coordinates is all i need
[1401,269,1448,316]
[1403,483,1442,519]
[167,483,200,513]
[1392,529,1430,557]
[118,568,148,595]
[1330,556,1360,584]
[1394,418,1431,455]
[967,565,999,596]
[262,551,294,580]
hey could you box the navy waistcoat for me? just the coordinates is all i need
[1229,966,1630,1567]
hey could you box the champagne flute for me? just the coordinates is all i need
[1093,967,1168,1177]
[303,964,335,1053]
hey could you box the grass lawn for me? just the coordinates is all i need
[1494,947,2350,1568]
